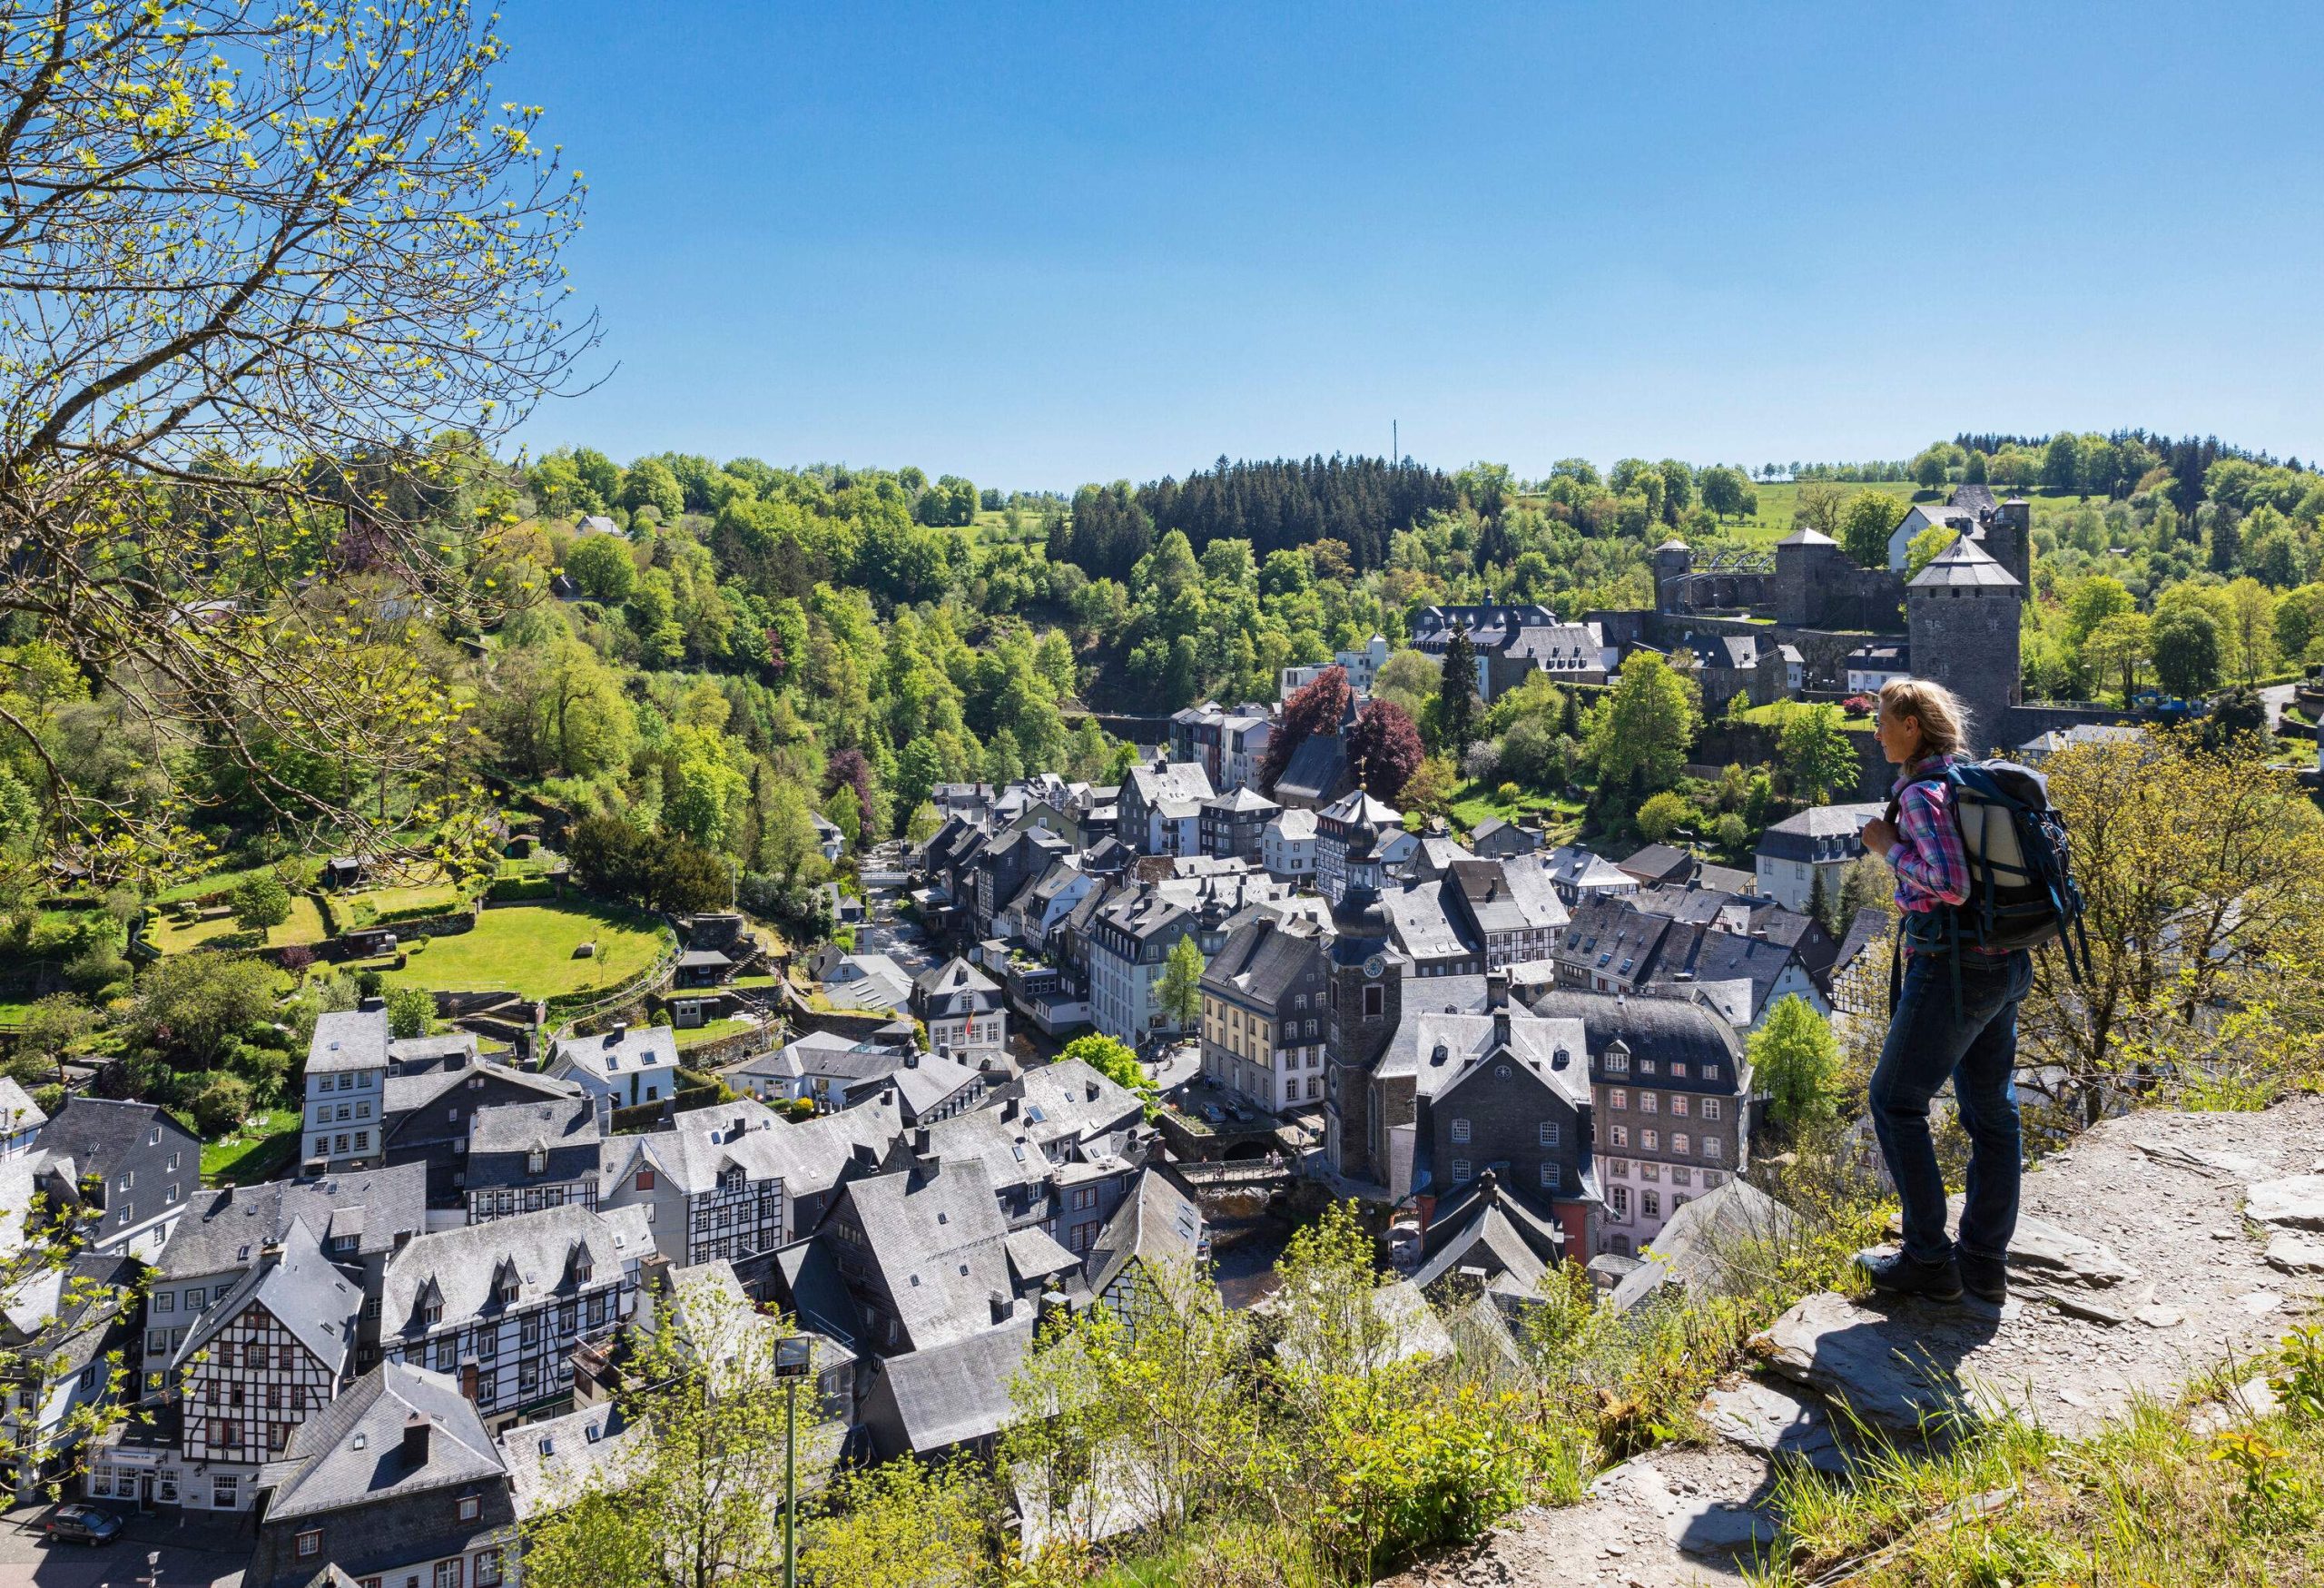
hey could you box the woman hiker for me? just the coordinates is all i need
[1852,676,2030,1304]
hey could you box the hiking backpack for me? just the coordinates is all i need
[1886,758,2093,1009]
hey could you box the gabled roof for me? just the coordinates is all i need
[1003,1226,1081,1287]
[1615,843,1696,885]
[1270,735,1350,803]
[1610,1179,1801,1313]
[1199,912,1328,1008]
[1383,1010,1592,1110]
[1409,1175,1568,1292]
[467,1096,601,1158]
[1201,785,1281,815]
[1266,807,1317,842]
[500,1400,646,1521]
[385,1059,576,1120]
[1010,1060,1145,1150]
[308,1009,390,1075]
[381,1206,625,1334]
[872,1316,1035,1454]
[1124,758,1215,809]
[1526,986,1748,1077]
[260,1362,505,1522]
[0,1077,47,1137]
[550,1024,679,1080]
[158,1165,428,1277]
[1085,1168,1204,1299]
[174,1218,359,1376]
[892,1053,985,1119]
[841,1159,1011,1350]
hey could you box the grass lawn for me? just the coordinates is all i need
[202,1107,301,1185]
[1443,782,1583,838]
[675,1016,761,1050]
[382,900,668,1001]
[1734,699,1876,731]
[150,894,330,955]
[0,999,40,1031]
[153,857,315,905]
[348,880,468,919]
[1709,478,1922,547]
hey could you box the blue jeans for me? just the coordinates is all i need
[1868,947,2033,1267]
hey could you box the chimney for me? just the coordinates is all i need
[1484,971,1509,1012]
[912,1128,931,1158]
[1492,1007,1511,1049]
[595,1092,613,1134]
[1086,1080,1100,1103]
[401,1414,432,1468]
[904,1050,921,1070]
[850,1142,879,1172]
[460,1362,478,1402]
[1000,1098,1019,1123]
[989,1290,1009,1325]
[358,994,386,1013]
[606,1021,627,1045]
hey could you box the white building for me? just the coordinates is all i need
[301,1008,390,1171]
[1262,807,1318,882]
[547,1023,682,1113]
[1752,802,1885,912]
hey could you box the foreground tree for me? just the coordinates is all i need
[520,1287,829,1588]
[1777,704,1860,803]
[0,0,595,877]
[2018,732,2324,1128]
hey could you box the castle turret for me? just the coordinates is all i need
[1773,526,1842,627]
[1906,533,2024,753]
[1651,538,1692,615]
[1983,498,2033,587]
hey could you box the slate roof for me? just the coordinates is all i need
[871,1315,1034,1454]
[891,1052,986,1119]
[1685,633,1761,671]
[0,1077,46,1137]
[173,1218,359,1375]
[384,1059,575,1121]
[1266,808,1317,842]
[1772,526,1837,547]
[1125,757,1216,811]
[1832,906,1895,978]
[1542,844,1633,894]
[1008,1060,1145,1155]
[1756,802,1886,863]
[1002,1227,1081,1287]
[381,1206,625,1335]
[1610,1179,1801,1313]
[549,1024,679,1083]
[1200,912,1328,1010]
[1201,785,1280,815]
[1908,532,2020,588]
[1270,734,1350,804]
[1614,843,1696,885]
[1408,1176,1568,1293]
[1379,1009,1592,1109]
[1448,857,1569,939]
[466,1096,601,1158]
[1525,987,1748,1079]
[912,956,1002,1017]
[500,1401,646,1520]
[308,1010,390,1075]
[1320,788,1403,830]
[158,1165,428,1278]
[34,1096,197,1216]
[818,952,913,1012]
[599,1100,796,1197]
[1085,1168,1204,1299]
[259,1362,505,1524]
[1696,863,1757,895]
[1378,878,1477,967]
[843,1159,1012,1351]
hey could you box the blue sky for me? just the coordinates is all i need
[496,2,2324,488]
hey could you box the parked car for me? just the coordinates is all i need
[44,1504,123,1545]
[1201,1104,1226,1125]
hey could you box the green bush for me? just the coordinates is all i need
[487,874,556,902]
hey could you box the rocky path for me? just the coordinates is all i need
[1384,1096,2324,1587]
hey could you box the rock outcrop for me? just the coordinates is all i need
[1381,1094,2324,1587]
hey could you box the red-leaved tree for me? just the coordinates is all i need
[1259,666,1351,795]
[1347,698,1423,804]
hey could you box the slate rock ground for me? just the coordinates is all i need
[1379,1095,2324,1586]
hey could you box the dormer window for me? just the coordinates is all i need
[424,1302,443,1325]
[527,1149,547,1176]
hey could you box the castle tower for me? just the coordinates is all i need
[1651,538,1692,615]
[1906,534,2024,754]
[1772,526,1841,627]
[1982,498,2033,588]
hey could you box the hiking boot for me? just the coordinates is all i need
[1957,1249,2009,1304]
[1856,1247,1964,1302]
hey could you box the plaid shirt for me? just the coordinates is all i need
[1886,754,1972,915]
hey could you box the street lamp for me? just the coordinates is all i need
[773,1335,813,1588]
